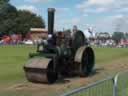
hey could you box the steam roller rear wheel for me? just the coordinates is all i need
[81,47,95,76]
[24,58,58,84]
[75,46,95,77]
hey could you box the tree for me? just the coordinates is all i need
[124,33,128,39]
[0,0,9,7]
[0,0,45,38]
[0,0,17,35]
[112,32,125,44]
[15,10,45,37]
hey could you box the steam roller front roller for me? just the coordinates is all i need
[24,58,58,83]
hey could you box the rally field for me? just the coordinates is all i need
[0,45,128,96]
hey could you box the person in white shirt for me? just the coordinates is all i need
[71,25,78,38]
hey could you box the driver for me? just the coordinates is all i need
[71,25,78,38]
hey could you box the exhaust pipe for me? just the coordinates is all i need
[48,8,55,35]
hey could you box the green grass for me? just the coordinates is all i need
[94,47,128,64]
[0,45,36,87]
[1,46,128,84]
[0,46,128,96]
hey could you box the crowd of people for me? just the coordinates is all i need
[0,26,128,48]
[88,37,128,48]
[0,33,22,45]
[0,32,38,45]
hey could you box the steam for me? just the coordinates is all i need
[114,16,128,32]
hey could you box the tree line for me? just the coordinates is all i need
[97,31,128,44]
[112,32,128,44]
[0,0,45,38]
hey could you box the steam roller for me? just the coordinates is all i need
[23,8,95,84]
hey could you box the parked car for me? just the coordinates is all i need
[23,40,33,45]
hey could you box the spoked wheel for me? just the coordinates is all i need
[81,47,95,76]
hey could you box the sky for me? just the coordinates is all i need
[10,0,128,33]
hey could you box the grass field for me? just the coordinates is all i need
[0,45,128,96]
[0,45,36,87]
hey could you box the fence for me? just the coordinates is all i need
[61,71,128,96]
